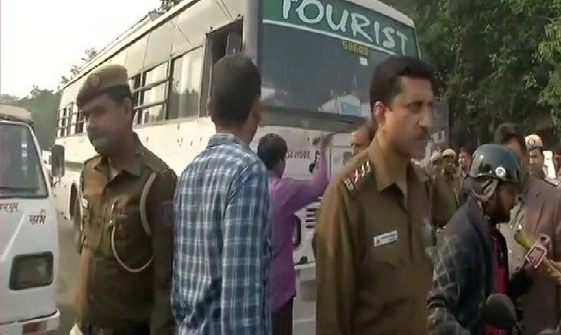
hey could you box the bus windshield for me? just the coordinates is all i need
[0,122,47,198]
[261,0,419,117]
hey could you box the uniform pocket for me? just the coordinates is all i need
[112,205,141,237]
[361,242,408,302]
[107,203,153,273]
[371,242,402,267]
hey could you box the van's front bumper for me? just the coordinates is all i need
[0,309,60,335]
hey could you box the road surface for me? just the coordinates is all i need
[53,214,316,334]
[52,214,80,335]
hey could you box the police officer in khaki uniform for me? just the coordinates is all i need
[526,133,560,186]
[74,65,176,335]
[315,56,436,335]
[431,148,461,227]
[429,150,442,176]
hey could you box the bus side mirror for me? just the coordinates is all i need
[51,144,65,178]
[225,32,242,56]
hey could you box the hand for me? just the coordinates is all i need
[319,133,334,151]
[538,233,553,255]
[523,263,537,278]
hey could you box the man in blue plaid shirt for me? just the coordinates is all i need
[172,54,271,335]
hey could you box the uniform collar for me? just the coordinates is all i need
[93,133,144,177]
[367,136,427,191]
[207,132,249,149]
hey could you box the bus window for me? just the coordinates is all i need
[169,47,204,119]
[0,123,47,198]
[261,0,419,117]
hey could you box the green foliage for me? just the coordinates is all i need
[160,0,181,11]
[1,47,96,151]
[384,0,561,143]
[0,89,61,150]
[60,48,98,87]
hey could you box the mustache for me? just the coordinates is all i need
[87,130,105,139]
[416,130,429,140]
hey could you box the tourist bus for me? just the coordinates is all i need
[52,0,418,331]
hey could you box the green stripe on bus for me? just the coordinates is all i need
[65,161,84,171]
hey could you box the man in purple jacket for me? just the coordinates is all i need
[257,133,332,335]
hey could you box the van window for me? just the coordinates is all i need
[0,122,47,198]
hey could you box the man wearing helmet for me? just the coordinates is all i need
[427,144,535,334]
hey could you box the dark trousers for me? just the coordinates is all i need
[273,298,294,335]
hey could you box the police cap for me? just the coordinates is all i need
[469,144,522,183]
[76,64,130,108]
[441,148,456,158]
[525,134,543,151]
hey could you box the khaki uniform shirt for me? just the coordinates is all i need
[315,138,434,335]
[431,173,460,228]
[76,140,176,334]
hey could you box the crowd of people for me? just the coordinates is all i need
[70,52,561,335]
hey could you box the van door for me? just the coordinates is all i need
[0,121,60,332]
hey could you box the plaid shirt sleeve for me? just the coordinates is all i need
[221,161,271,334]
[427,234,471,335]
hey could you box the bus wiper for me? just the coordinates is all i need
[0,186,39,191]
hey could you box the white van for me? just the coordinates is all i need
[0,105,60,334]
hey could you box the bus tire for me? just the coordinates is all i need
[72,197,83,254]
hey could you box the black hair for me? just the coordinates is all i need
[553,143,561,155]
[209,54,261,127]
[103,85,135,122]
[257,133,288,171]
[493,122,527,151]
[459,143,476,156]
[369,55,435,110]
[104,85,133,104]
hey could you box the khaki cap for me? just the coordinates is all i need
[76,64,130,108]
[525,134,543,151]
[441,148,456,158]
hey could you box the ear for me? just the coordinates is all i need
[208,98,217,123]
[251,98,264,124]
[373,101,388,128]
[123,97,134,120]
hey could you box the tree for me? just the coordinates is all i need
[18,88,61,150]
[1,88,61,150]
[384,0,558,143]
[160,0,180,11]
[0,94,20,105]
[526,1,561,131]
[82,48,98,62]
[59,48,98,88]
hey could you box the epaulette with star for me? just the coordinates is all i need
[343,161,373,196]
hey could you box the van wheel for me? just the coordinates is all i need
[72,197,83,254]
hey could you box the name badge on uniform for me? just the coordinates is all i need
[374,230,398,247]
